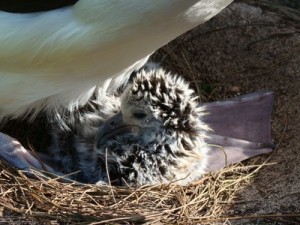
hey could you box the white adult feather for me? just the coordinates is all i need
[0,0,233,119]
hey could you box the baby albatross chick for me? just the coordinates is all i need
[45,68,210,185]
[0,68,274,186]
[93,69,210,185]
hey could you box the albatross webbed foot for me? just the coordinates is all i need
[0,132,57,173]
[203,91,274,172]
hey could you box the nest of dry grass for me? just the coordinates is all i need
[0,159,271,225]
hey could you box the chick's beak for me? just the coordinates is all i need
[95,112,139,149]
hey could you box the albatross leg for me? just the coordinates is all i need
[202,91,274,172]
[0,132,57,173]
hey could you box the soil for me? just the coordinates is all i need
[152,2,300,224]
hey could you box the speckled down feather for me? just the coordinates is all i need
[48,68,210,186]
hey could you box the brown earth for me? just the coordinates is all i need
[152,2,300,224]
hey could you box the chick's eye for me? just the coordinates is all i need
[133,111,147,119]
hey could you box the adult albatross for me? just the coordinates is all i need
[0,0,233,120]
[0,68,274,186]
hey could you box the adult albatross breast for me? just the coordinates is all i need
[0,0,233,120]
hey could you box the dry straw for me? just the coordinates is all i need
[1,159,274,225]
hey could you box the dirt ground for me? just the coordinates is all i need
[152,2,300,224]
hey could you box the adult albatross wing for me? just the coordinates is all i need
[0,0,78,13]
[0,0,233,119]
